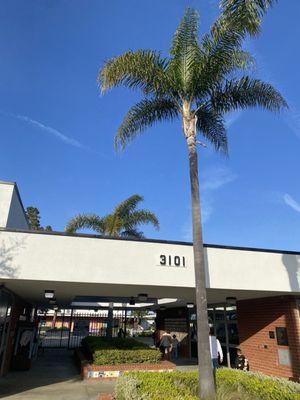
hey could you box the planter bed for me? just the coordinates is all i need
[82,360,175,380]
[77,336,175,380]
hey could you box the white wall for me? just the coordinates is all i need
[0,182,28,230]
[0,230,299,294]
[0,183,13,228]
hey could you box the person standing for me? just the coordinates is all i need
[159,331,172,360]
[171,334,179,360]
[209,327,223,369]
[234,348,250,371]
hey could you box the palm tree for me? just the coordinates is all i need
[98,2,286,398]
[65,194,159,238]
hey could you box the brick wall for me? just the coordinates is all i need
[237,295,300,380]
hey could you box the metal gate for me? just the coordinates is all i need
[38,310,123,348]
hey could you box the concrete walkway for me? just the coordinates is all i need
[0,349,115,400]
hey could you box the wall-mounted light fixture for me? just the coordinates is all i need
[45,290,55,299]
[138,293,148,302]
[186,303,194,308]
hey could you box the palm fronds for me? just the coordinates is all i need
[195,106,228,154]
[214,0,277,38]
[65,214,104,234]
[211,76,287,113]
[98,50,169,95]
[115,98,178,150]
[65,195,159,238]
[98,3,286,155]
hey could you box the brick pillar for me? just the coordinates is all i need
[237,296,300,380]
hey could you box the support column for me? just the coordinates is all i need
[223,305,231,368]
[124,308,127,338]
[106,303,114,339]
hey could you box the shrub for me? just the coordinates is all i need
[81,336,161,366]
[93,348,162,365]
[138,330,154,338]
[115,372,197,400]
[216,368,300,400]
[114,369,300,400]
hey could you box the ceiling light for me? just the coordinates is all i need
[186,303,194,308]
[44,290,55,299]
[138,293,148,302]
[226,297,237,305]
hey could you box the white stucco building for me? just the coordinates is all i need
[0,181,300,380]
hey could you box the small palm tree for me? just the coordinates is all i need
[98,1,286,398]
[65,194,159,238]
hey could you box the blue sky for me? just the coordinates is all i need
[0,0,300,250]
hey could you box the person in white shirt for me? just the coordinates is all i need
[209,326,223,369]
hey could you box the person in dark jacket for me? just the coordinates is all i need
[234,348,250,371]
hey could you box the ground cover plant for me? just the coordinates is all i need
[81,336,161,365]
[115,369,300,400]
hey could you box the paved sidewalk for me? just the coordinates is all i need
[0,349,115,400]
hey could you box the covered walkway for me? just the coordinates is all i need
[0,349,115,400]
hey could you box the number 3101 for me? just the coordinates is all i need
[160,255,186,267]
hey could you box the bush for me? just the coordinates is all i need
[138,330,154,338]
[115,369,300,400]
[81,336,162,366]
[216,368,300,400]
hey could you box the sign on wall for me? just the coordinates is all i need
[158,254,187,268]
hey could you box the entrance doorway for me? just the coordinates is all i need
[190,304,239,367]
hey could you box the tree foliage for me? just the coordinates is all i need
[98,3,286,154]
[65,194,159,238]
[26,206,52,231]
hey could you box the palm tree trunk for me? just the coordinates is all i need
[185,115,216,400]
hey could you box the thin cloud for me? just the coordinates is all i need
[202,166,237,191]
[283,193,300,213]
[181,166,237,240]
[225,111,242,129]
[201,166,237,224]
[284,106,300,140]
[1,111,106,156]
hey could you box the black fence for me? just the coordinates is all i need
[38,311,126,348]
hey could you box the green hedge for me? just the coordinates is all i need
[115,369,300,400]
[82,336,161,366]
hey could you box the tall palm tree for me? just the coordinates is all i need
[98,1,285,398]
[65,194,159,238]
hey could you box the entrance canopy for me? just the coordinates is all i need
[0,181,300,309]
[0,228,300,309]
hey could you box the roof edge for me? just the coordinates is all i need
[0,227,299,255]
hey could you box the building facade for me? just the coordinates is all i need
[0,181,300,380]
